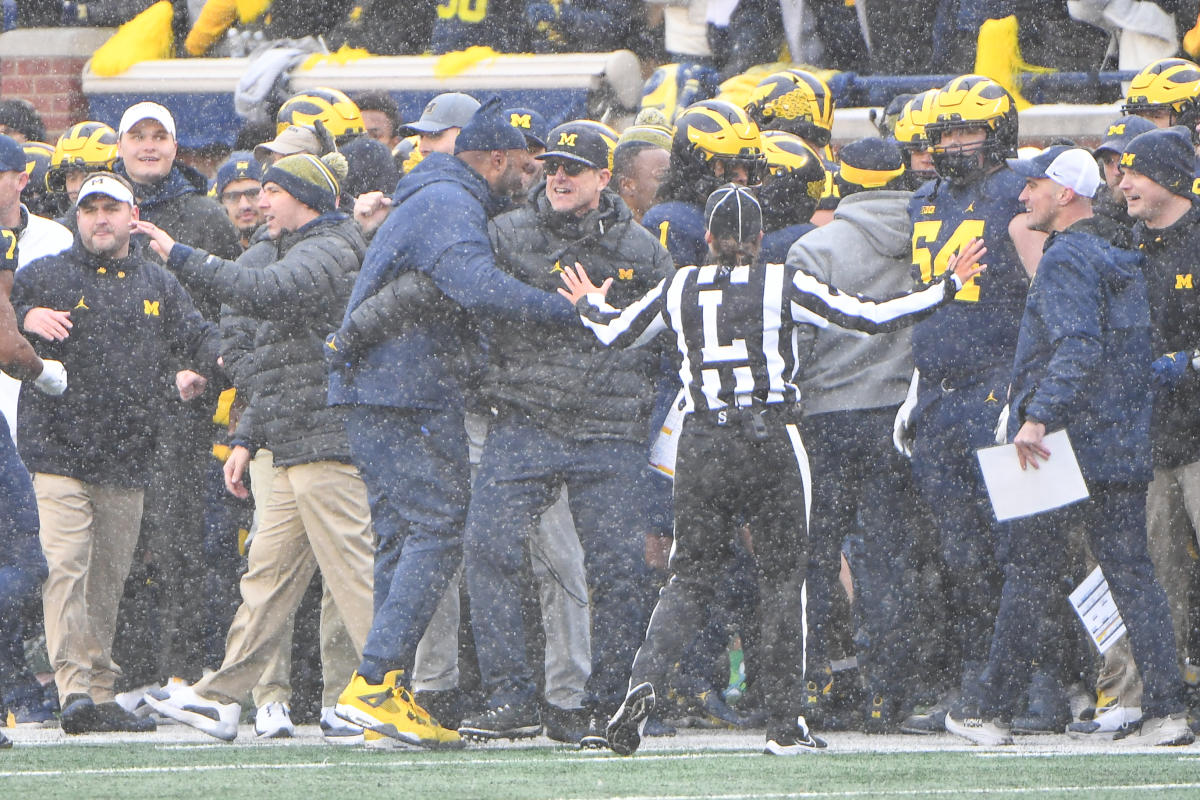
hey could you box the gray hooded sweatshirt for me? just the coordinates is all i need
[787,189,916,415]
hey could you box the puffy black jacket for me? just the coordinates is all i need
[1133,201,1200,469]
[482,187,673,441]
[166,213,366,467]
[13,242,217,487]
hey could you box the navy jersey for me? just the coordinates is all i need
[576,262,953,413]
[430,0,527,54]
[760,223,815,265]
[908,168,1029,378]
[642,201,707,269]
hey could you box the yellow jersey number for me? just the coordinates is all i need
[437,0,487,22]
[0,229,16,269]
[912,219,984,302]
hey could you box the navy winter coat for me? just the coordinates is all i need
[328,151,575,411]
[1007,217,1153,485]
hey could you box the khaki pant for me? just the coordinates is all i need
[1097,461,1200,707]
[35,473,144,704]
[194,460,374,707]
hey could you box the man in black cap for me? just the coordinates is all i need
[327,96,578,749]
[1115,126,1200,731]
[457,120,672,745]
[558,183,986,757]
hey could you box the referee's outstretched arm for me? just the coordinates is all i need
[559,264,671,349]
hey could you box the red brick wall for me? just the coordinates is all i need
[0,29,114,142]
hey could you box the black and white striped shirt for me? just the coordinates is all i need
[579,262,955,413]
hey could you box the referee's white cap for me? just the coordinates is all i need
[704,183,762,243]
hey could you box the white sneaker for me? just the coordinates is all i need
[144,684,241,741]
[255,702,294,738]
[945,707,1013,746]
[1066,705,1142,739]
[1113,712,1195,746]
[320,706,364,745]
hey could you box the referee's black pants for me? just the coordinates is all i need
[628,409,810,727]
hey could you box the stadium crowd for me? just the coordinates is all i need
[3,5,1200,756]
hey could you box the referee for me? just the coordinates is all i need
[558,184,986,756]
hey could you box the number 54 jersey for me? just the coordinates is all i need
[908,169,1030,379]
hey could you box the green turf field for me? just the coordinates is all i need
[2,729,1199,800]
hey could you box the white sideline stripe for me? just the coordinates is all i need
[573,785,1200,800]
[0,763,349,778]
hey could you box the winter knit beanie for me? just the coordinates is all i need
[262,151,349,214]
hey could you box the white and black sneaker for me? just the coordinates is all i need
[945,704,1013,746]
[144,684,240,741]
[764,716,827,756]
[606,683,655,756]
[1066,704,1141,740]
[254,702,294,738]
[320,706,364,745]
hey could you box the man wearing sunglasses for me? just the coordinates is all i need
[457,120,673,747]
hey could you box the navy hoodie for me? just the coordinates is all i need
[328,151,575,411]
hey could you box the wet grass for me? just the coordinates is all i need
[2,739,1200,799]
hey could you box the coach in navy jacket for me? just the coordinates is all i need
[326,98,576,722]
[947,148,1188,747]
[1006,215,1153,485]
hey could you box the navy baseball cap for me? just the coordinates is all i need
[705,183,762,242]
[1093,115,1157,158]
[215,151,264,195]
[1005,144,1072,180]
[505,107,549,149]
[454,96,527,154]
[0,133,27,172]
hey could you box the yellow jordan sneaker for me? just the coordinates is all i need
[334,670,463,750]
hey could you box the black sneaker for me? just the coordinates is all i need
[60,694,99,735]
[606,683,655,756]
[90,702,157,733]
[900,688,958,735]
[542,704,589,745]
[0,729,10,749]
[764,716,827,755]
[578,711,609,749]
[458,699,541,741]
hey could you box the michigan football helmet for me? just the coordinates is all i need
[924,75,1017,182]
[892,89,940,183]
[670,100,765,196]
[46,121,119,193]
[757,130,825,227]
[21,141,55,217]
[276,88,366,140]
[1122,57,1200,136]
[744,69,835,147]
